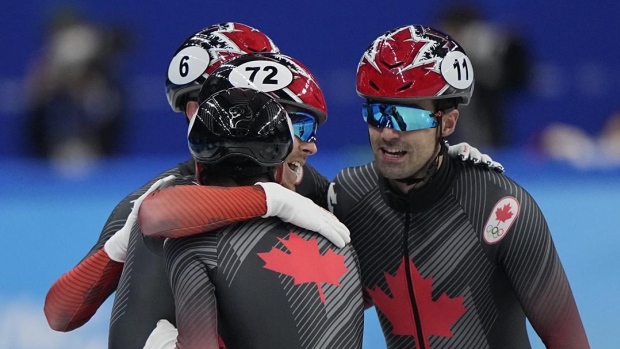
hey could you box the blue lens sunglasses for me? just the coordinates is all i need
[289,111,318,142]
[362,101,441,131]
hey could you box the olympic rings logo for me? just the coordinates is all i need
[486,225,504,238]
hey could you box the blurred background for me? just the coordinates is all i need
[1,0,618,348]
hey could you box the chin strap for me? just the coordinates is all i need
[394,146,441,187]
[273,163,285,185]
[195,162,205,184]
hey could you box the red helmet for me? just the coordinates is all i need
[199,53,328,124]
[356,25,474,106]
[165,22,279,113]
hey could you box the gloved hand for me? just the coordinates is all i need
[104,175,176,262]
[255,182,350,248]
[447,142,505,173]
[143,319,178,349]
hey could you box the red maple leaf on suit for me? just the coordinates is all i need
[495,203,514,223]
[257,233,348,302]
[367,257,466,349]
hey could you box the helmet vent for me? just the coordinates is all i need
[383,61,403,69]
[398,82,413,91]
[369,80,380,92]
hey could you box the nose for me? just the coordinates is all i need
[299,138,318,155]
[380,127,400,142]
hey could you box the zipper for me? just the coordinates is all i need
[403,212,425,349]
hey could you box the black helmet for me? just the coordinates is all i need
[188,87,293,168]
[198,52,328,124]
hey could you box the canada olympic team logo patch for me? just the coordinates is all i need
[483,196,520,244]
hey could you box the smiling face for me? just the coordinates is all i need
[279,136,317,191]
[369,121,438,181]
[367,99,458,190]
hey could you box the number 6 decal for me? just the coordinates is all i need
[228,61,293,92]
[167,46,211,85]
[440,51,474,89]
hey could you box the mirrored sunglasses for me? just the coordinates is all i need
[289,111,318,142]
[362,102,438,131]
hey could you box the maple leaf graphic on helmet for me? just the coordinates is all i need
[257,233,348,302]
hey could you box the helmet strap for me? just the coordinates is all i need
[273,164,285,184]
[195,162,206,185]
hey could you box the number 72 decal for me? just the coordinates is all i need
[228,61,294,92]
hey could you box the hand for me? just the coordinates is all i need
[255,182,350,248]
[104,175,176,262]
[447,142,505,173]
[143,319,177,349]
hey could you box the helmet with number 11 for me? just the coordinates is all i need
[165,22,279,113]
[356,25,474,110]
[356,25,476,185]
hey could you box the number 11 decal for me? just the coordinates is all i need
[441,51,474,89]
[453,58,469,81]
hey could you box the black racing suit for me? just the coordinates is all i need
[110,161,331,348]
[44,157,335,349]
[163,215,364,349]
[108,160,195,349]
[328,148,590,349]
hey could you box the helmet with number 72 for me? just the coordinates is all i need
[165,22,279,113]
[356,25,474,106]
[199,52,328,124]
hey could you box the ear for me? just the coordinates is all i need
[185,101,199,122]
[441,109,459,137]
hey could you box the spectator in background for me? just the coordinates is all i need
[536,109,620,169]
[436,2,530,149]
[23,6,128,167]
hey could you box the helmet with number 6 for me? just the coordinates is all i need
[356,25,474,106]
[165,22,279,113]
[198,52,328,124]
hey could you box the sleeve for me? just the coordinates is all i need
[139,185,267,238]
[43,191,135,331]
[497,192,589,348]
[43,170,180,331]
[44,249,123,331]
[164,237,220,349]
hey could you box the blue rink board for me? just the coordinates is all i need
[0,150,618,348]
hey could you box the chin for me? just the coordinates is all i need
[377,164,409,180]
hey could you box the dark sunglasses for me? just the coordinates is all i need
[362,102,439,131]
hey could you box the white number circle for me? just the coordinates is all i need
[167,46,211,85]
[228,61,293,92]
[440,51,474,89]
